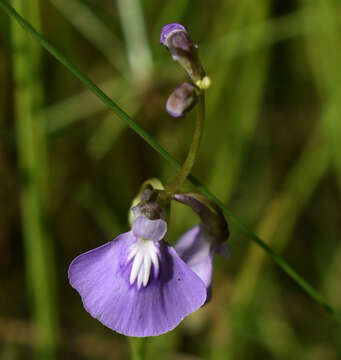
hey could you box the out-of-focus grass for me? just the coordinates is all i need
[224,124,330,360]
[42,78,128,133]
[214,1,341,359]
[151,0,189,41]
[51,0,126,76]
[117,0,153,85]
[207,0,270,202]
[208,1,271,359]
[1,0,341,359]
[302,0,341,187]
[10,0,59,358]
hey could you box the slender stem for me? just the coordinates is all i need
[129,338,147,360]
[2,0,340,323]
[165,92,205,196]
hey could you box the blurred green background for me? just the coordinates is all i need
[1,0,341,359]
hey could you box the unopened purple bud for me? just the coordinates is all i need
[160,23,188,49]
[160,23,205,83]
[166,82,197,118]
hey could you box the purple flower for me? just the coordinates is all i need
[68,215,208,337]
[69,183,230,337]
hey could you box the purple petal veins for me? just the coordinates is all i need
[69,220,207,336]
[176,225,213,290]
[175,224,230,303]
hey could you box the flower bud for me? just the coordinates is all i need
[173,192,229,248]
[160,23,205,83]
[166,82,197,118]
[160,23,191,52]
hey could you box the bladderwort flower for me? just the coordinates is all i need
[68,186,229,337]
[69,23,230,338]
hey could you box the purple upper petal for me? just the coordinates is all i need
[68,231,207,337]
[175,225,214,295]
[132,216,167,241]
[160,23,187,45]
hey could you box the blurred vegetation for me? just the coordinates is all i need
[1,0,341,359]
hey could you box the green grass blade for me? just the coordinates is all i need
[2,0,340,323]
[87,94,140,160]
[10,0,59,358]
[117,0,153,84]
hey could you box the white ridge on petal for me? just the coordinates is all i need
[127,244,138,261]
[137,265,144,289]
[143,256,151,287]
[130,251,143,285]
[150,250,159,276]
[128,238,159,288]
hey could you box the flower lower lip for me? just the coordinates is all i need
[68,231,207,337]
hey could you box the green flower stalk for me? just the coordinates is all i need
[160,23,210,196]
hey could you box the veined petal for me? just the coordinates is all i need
[175,225,214,292]
[137,264,144,290]
[68,231,207,337]
[132,216,167,241]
